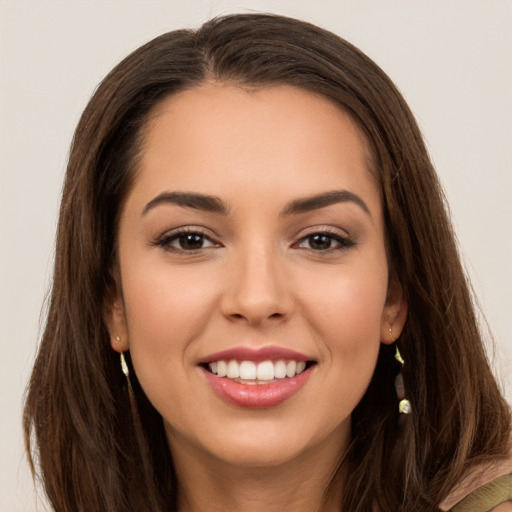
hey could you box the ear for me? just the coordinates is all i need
[380,277,408,345]
[104,280,129,353]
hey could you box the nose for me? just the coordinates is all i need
[221,244,294,326]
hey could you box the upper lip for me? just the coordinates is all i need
[198,345,314,364]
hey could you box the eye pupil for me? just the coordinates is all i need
[309,234,332,250]
[179,233,204,250]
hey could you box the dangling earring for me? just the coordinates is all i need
[120,351,129,377]
[118,350,137,410]
[115,335,130,378]
[394,343,411,414]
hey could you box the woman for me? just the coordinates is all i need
[23,13,511,512]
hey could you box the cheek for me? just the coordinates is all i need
[122,257,218,336]
[119,258,221,389]
[301,259,388,340]
[299,259,388,384]
[119,266,218,428]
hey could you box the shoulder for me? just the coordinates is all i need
[439,456,512,512]
[491,502,512,512]
[449,473,511,511]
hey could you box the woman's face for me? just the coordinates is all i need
[108,85,406,470]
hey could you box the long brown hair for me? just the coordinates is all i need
[24,13,510,511]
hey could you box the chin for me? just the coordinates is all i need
[209,439,311,469]
[172,413,350,471]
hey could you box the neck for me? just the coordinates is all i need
[168,431,349,512]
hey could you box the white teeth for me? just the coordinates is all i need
[257,360,274,380]
[239,361,257,380]
[216,360,227,377]
[207,359,310,380]
[226,360,240,378]
[274,360,287,379]
[286,360,297,378]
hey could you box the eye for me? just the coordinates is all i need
[296,232,354,251]
[153,229,219,252]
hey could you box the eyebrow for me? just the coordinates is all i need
[279,190,371,217]
[142,191,228,216]
[142,189,371,218]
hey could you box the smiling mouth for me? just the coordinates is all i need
[202,359,317,385]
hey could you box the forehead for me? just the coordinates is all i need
[127,84,381,217]
[144,84,372,156]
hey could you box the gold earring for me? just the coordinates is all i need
[120,352,129,377]
[394,345,405,365]
[114,336,129,376]
[394,345,411,414]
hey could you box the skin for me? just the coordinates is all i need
[107,84,407,512]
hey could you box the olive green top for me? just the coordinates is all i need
[451,474,512,511]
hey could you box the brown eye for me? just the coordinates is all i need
[154,230,218,252]
[296,232,355,252]
[307,234,334,250]
[177,233,206,250]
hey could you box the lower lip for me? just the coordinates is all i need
[202,367,313,409]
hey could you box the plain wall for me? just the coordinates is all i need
[1,1,511,510]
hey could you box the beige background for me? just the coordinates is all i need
[1,1,511,510]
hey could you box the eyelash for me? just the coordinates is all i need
[151,228,220,253]
[294,230,355,253]
[151,228,355,254]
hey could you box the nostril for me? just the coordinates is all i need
[231,313,245,320]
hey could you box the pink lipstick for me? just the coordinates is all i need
[199,346,316,409]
